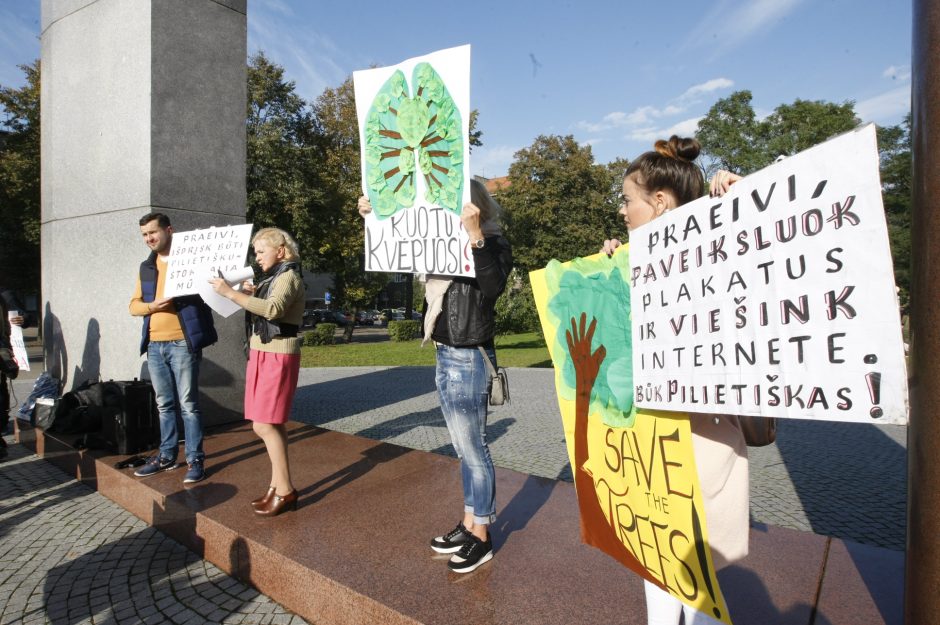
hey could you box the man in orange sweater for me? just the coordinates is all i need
[129,213,217,483]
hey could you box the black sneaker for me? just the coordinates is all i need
[430,522,472,554]
[133,455,180,477]
[447,534,493,573]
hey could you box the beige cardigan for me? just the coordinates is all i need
[690,413,750,570]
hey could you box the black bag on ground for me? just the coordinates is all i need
[98,379,160,455]
[47,379,108,434]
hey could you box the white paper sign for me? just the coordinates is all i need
[629,125,908,424]
[8,313,29,372]
[197,266,255,318]
[163,224,253,297]
[354,45,474,277]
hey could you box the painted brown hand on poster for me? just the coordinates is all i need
[566,312,655,578]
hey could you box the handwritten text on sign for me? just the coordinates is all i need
[629,125,907,424]
[364,204,474,275]
[163,224,253,297]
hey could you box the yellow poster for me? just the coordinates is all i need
[530,246,731,623]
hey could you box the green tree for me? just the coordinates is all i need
[878,114,912,307]
[309,76,387,338]
[0,60,41,291]
[695,90,766,176]
[696,90,859,176]
[247,52,320,241]
[469,109,483,152]
[500,135,623,273]
[764,98,859,160]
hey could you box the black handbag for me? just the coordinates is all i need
[739,415,777,447]
[0,344,19,379]
[477,346,509,406]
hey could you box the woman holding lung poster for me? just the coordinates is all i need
[602,136,748,625]
[358,179,513,573]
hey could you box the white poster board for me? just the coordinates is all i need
[8,316,29,372]
[163,224,253,297]
[354,45,473,277]
[629,124,908,424]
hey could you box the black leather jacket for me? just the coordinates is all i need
[431,235,513,347]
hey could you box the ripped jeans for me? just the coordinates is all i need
[435,344,497,525]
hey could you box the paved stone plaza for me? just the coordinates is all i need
[0,364,906,623]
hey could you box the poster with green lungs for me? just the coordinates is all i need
[354,45,474,277]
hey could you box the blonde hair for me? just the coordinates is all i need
[252,227,299,261]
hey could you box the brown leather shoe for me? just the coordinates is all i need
[255,489,298,517]
[251,486,276,510]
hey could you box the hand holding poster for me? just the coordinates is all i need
[353,45,474,277]
[162,224,253,298]
[629,125,908,424]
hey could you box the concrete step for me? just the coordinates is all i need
[15,419,903,625]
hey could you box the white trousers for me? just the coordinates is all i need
[644,581,724,625]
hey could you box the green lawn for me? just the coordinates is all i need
[299,331,553,368]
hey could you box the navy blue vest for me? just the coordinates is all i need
[139,252,218,355]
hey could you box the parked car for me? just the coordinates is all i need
[356,310,375,326]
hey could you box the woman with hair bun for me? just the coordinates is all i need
[210,227,306,517]
[602,136,748,625]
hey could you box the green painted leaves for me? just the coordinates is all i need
[546,252,636,427]
[363,63,464,219]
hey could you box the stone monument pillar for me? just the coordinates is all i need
[41,0,248,424]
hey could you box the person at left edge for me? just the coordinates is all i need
[0,286,33,459]
[129,213,218,484]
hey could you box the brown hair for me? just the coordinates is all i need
[469,178,501,224]
[624,135,704,206]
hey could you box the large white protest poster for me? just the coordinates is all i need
[163,224,253,297]
[353,45,473,277]
[629,125,908,424]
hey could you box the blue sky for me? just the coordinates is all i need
[1,0,912,177]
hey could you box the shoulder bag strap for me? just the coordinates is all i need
[477,346,497,376]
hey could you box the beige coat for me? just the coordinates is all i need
[690,414,749,570]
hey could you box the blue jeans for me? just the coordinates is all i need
[147,339,204,464]
[435,344,496,525]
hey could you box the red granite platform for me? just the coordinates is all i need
[15,420,903,625]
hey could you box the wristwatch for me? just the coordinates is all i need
[473,238,485,249]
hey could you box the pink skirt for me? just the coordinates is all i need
[244,349,301,424]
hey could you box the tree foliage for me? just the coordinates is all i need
[878,114,912,306]
[308,76,388,314]
[696,90,859,176]
[499,135,623,273]
[0,60,41,291]
[247,52,321,240]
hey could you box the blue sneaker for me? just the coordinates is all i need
[134,455,180,477]
[183,460,205,484]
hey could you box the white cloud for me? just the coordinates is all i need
[882,65,911,82]
[627,116,704,143]
[856,86,911,124]
[576,78,732,135]
[471,145,518,178]
[678,78,735,102]
[682,0,807,59]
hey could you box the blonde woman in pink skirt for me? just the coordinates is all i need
[210,227,306,517]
